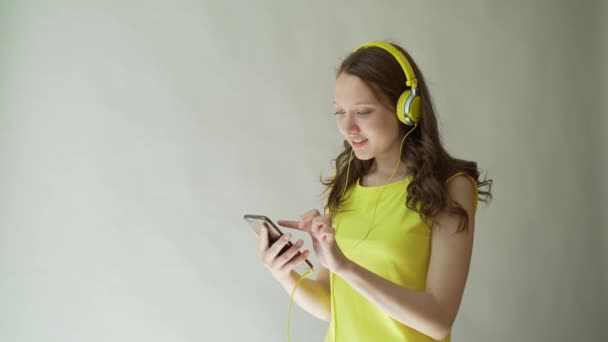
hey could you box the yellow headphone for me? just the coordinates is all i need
[355,41,421,126]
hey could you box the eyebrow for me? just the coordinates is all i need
[332,100,376,105]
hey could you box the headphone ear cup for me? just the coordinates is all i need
[397,90,421,126]
[408,95,421,124]
[396,90,411,125]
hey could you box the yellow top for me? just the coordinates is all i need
[324,172,478,341]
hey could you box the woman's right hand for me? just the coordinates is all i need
[257,223,311,281]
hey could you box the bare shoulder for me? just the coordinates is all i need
[432,174,477,233]
[446,174,477,213]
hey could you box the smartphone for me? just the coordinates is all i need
[244,214,313,271]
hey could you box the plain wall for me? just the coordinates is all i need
[601,0,608,312]
[1,1,604,341]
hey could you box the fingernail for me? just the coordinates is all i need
[284,233,292,240]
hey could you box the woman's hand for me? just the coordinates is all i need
[278,211,350,273]
[257,223,311,282]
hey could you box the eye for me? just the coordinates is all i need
[333,110,371,115]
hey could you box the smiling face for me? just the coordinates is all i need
[334,72,403,163]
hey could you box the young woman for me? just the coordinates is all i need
[256,41,493,341]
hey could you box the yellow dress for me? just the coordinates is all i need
[324,172,478,341]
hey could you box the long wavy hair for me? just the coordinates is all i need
[321,41,493,232]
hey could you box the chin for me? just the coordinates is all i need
[353,151,374,161]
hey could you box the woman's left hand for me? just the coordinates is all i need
[278,214,350,273]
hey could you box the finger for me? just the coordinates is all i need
[280,249,311,273]
[312,224,334,244]
[276,220,303,230]
[310,216,330,236]
[277,219,312,233]
[319,224,335,244]
[274,239,305,268]
[320,214,332,225]
[299,217,314,231]
[257,224,269,256]
[266,232,293,260]
[299,209,321,229]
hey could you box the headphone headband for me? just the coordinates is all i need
[355,41,418,89]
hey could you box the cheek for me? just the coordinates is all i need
[369,122,399,146]
[363,120,385,137]
[337,121,349,136]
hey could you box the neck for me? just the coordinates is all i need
[369,155,411,180]
[370,134,412,179]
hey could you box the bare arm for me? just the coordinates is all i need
[275,265,331,321]
[272,208,333,321]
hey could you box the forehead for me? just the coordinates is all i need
[334,73,379,105]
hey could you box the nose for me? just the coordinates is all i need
[340,113,360,134]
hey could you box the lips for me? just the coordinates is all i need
[351,139,368,148]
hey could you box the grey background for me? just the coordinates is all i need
[1,1,605,341]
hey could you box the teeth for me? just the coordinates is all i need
[354,139,367,143]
